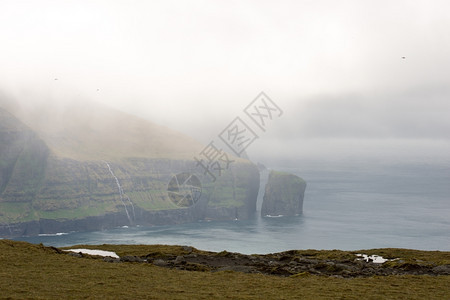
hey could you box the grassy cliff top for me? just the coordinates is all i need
[268,170,306,183]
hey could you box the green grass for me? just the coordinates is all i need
[1,155,258,223]
[127,190,178,210]
[0,202,34,223]
[0,240,449,299]
[36,201,118,220]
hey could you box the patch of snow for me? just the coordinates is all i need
[356,254,392,264]
[65,249,119,258]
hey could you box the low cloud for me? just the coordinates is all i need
[269,86,450,141]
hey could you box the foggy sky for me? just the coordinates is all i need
[1,0,449,162]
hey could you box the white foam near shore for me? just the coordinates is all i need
[355,254,391,263]
[38,233,68,237]
[65,249,119,258]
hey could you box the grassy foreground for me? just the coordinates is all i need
[0,240,449,299]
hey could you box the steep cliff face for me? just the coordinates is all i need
[0,102,259,237]
[261,170,306,217]
[0,109,49,199]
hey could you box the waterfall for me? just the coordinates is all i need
[104,161,135,225]
[123,172,137,219]
[124,194,136,220]
[256,169,270,212]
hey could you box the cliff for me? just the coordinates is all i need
[261,170,306,217]
[0,100,259,237]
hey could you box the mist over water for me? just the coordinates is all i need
[16,156,450,253]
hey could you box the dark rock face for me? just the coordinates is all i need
[261,171,306,217]
[0,109,49,202]
[73,246,450,278]
[0,160,260,237]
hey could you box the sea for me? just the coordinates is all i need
[14,157,450,254]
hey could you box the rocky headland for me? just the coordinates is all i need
[0,99,260,237]
[261,170,306,217]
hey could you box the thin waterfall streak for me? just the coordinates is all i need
[124,172,136,219]
[125,195,136,219]
[104,161,133,224]
[257,169,270,212]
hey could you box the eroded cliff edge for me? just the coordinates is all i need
[0,102,259,237]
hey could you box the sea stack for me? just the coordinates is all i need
[261,170,306,217]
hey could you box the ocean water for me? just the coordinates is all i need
[15,158,450,254]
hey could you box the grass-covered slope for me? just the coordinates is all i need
[0,109,50,222]
[3,99,205,161]
[0,240,449,299]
